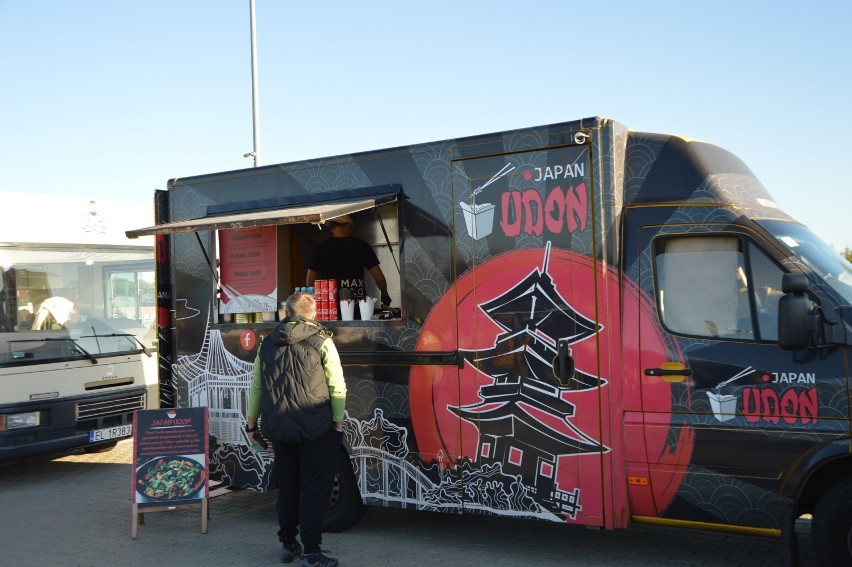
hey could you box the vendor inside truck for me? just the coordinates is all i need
[305,214,392,313]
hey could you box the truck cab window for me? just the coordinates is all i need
[654,235,784,342]
[655,236,746,339]
[745,241,785,341]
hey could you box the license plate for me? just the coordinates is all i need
[89,424,132,442]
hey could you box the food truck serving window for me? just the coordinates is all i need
[125,185,402,322]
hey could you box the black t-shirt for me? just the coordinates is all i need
[307,236,380,301]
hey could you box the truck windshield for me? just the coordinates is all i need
[0,247,155,366]
[1,326,141,365]
[761,220,852,305]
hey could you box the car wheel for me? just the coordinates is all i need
[812,477,852,567]
[323,448,366,532]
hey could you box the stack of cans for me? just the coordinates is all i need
[314,279,338,321]
[328,279,338,320]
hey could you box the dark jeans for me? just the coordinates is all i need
[273,427,342,555]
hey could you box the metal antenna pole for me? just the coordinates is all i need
[249,0,260,167]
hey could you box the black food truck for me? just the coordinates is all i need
[128,117,852,566]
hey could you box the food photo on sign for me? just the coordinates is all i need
[135,454,207,503]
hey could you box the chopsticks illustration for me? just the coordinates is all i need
[715,366,755,392]
[473,163,516,197]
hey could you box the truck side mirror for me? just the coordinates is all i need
[778,273,815,350]
[781,273,808,294]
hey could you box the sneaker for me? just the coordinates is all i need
[300,552,338,567]
[280,541,303,563]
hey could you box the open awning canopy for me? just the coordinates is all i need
[125,184,400,239]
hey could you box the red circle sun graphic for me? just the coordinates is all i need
[410,247,693,520]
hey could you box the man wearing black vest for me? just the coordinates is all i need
[246,292,347,567]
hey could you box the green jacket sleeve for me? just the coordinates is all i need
[248,351,262,419]
[321,337,347,422]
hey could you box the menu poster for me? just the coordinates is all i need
[132,407,209,509]
[218,225,278,313]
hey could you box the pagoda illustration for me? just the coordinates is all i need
[454,242,609,518]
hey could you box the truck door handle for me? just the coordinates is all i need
[552,339,575,386]
[644,362,692,382]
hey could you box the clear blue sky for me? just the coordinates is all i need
[1,1,849,250]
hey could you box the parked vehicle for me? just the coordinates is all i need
[1,193,158,460]
[129,117,851,565]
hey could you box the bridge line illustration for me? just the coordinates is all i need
[350,445,456,510]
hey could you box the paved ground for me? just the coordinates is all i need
[0,439,818,566]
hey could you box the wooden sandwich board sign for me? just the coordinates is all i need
[131,407,209,538]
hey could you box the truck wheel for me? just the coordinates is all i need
[323,448,366,532]
[812,477,852,566]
